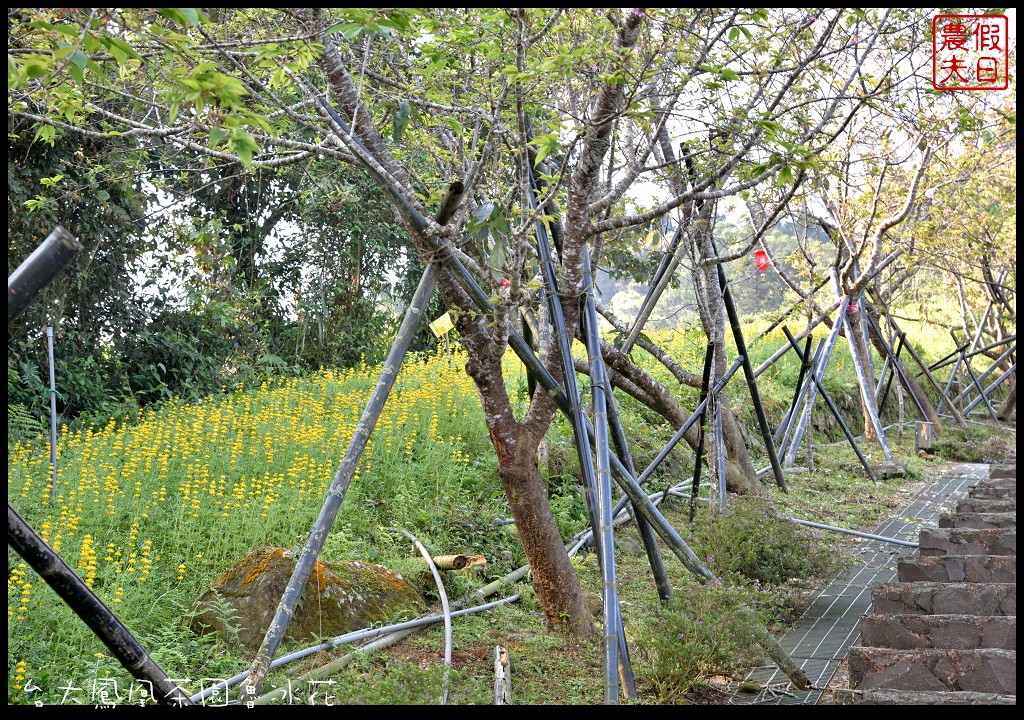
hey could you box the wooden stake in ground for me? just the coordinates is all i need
[494,646,512,705]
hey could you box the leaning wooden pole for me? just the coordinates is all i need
[240,182,465,701]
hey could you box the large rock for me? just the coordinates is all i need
[189,547,424,651]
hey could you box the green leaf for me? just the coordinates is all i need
[326,22,364,38]
[488,239,507,279]
[392,101,412,142]
[69,49,88,70]
[720,68,739,82]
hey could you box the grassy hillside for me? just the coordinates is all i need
[7,324,1015,705]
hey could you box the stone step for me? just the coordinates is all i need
[870,582,1015,616]
[969,484,1016,499]
[955,497,1017,514]
[857,614,1016,650]
[918,527,1016,557]
[856,688,1018,705]
[990,464,1016,480]
[939,512,1017,529]
[898,555,1016,583]
[848,647,1016,694]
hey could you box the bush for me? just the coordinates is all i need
[685,494,847,586]
[636,581,774,703]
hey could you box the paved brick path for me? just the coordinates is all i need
[731,462,1014,705]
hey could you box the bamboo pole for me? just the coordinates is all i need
[937,334,965,416]
[876,334,904,412]
[776,335,814,445]
[865,314,928,423]
[950,343,1017,407]
[8,226,83,322]
[619,223,685,356]
[784,296,849,467]
[530,171,623,704]
[46,326,58,503]
[604,373,671,603]
[782,327,879,483]
[714,261,787,491]
[635,358,745,487]
[927,334,1016,373]
[713,393,726,509]
[889,319,967,426]
[778,340,825,459]
[962,361,1017,416]
[239,182,465,702]
[9,505,194,706]
[689,343,715,523]
[956,331,1000,422]
[579,248,622,704]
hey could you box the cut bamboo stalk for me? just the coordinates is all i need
[494,646,512,705]
[417,554,486,571]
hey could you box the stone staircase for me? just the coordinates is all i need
[848,462,1017,705]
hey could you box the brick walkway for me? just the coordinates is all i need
[731,463,995,705]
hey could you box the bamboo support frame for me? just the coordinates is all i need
[955,331,1000,422]
[782,327,879,483]
[961,361,1017,417]
[865,314,928,423]
[635,357,745,488]
[776,335,814,445]
[949,343,1017,408]
[240,181,465,701]
[889,319,967,426]
[529,169,624,704]
[927,334,1016,373]
[784,296,849,467]
[777,339,826,460]
[715,262,787,491]
[319,98,808,694]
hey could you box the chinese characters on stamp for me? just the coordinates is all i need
[933,14,1010,90]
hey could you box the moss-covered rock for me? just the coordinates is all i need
[189,547,424,651]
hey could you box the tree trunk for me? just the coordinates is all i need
[997,377,1016,421]
[495,424,595,637]
[845,307,893,460]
